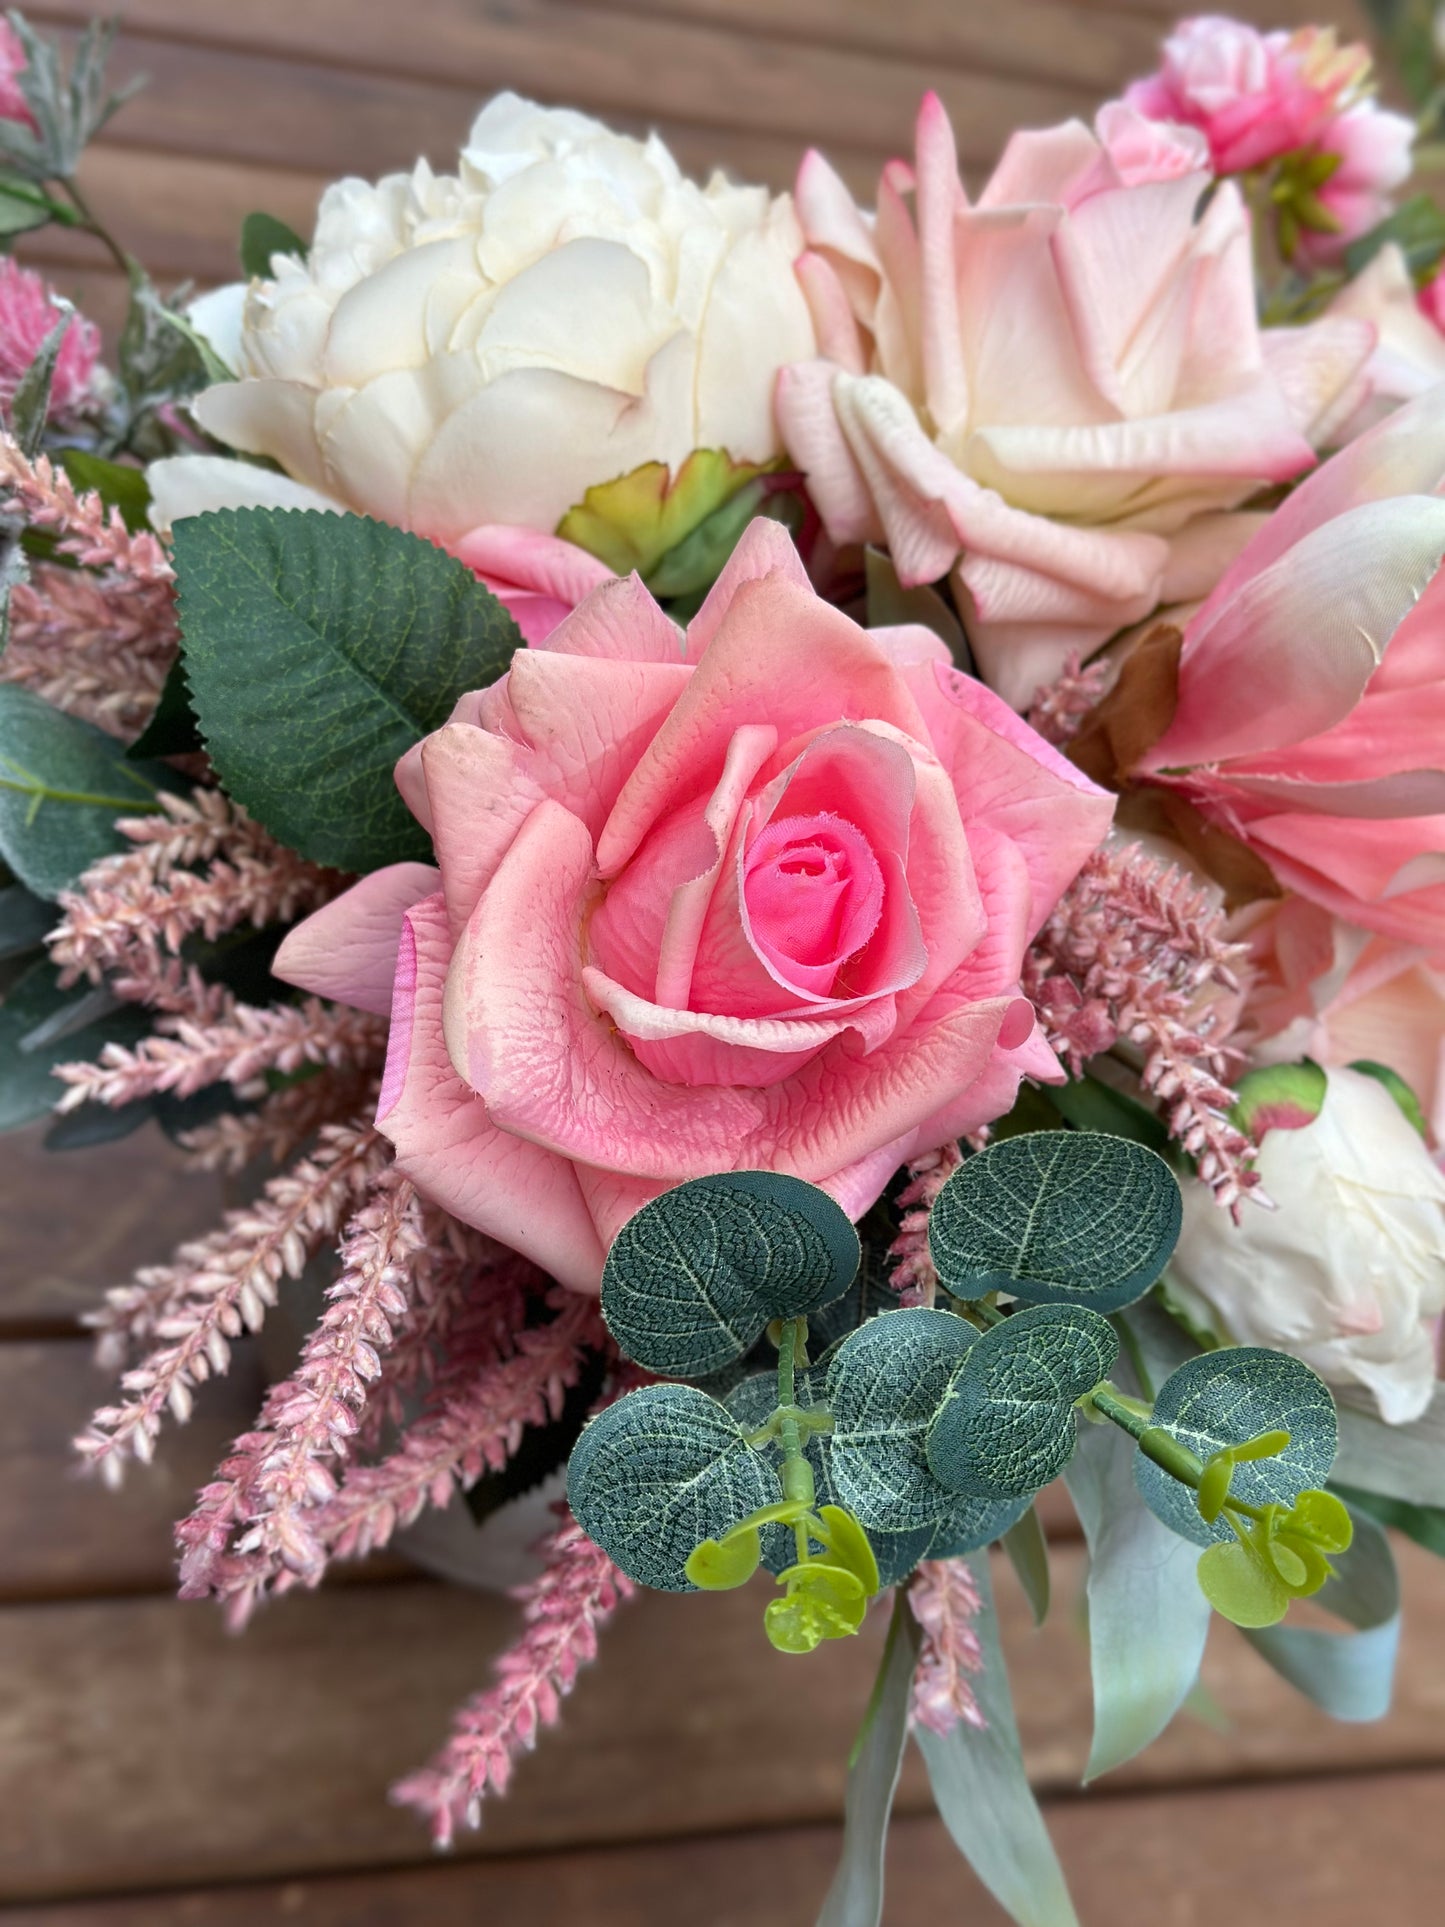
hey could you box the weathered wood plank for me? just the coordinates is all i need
[0,1339,266,1603]
[25,2,1095,174]
[0,1122,227,1331]
[3,1541,1442,1900]
[4,1768,1442,1926]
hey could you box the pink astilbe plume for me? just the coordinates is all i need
[313,1288,606,1567]
[76,1118,386,1471]
[887,1142,963,1307]
[52,795,342,1002]
[176,1068,379,1175]
[175,1166,437,1620]
[0,438,179,736]
[1023,651,1115,750]
[393,1514,633,1846]
[1024,844,1259,1211]
[0,260,101,417]
[909,1556,987,1736]
[52,993,387,1109]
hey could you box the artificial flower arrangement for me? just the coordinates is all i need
[2,7,1445,1919]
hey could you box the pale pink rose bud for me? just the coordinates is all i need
[0,260,103,421]
[1124,14,1363,174]
[1291,99,1416,268]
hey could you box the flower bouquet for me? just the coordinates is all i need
[3,8,1445,1918]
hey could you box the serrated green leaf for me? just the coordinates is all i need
[58,451,152,534]
[240,210,308,279]
[126,656,200,761]
[172,508,522,870]
[927,1304,1117,1501]
[1065,1414,1211,1781]
[817,1594,919,1927]
[1244,1509,1401,1720]
[601,1171,859,1377]
[566,1382,776,1592]
[915,1553,1080,1927]
[826,1308,977,1531]
[0,685,175,897]
[1135,1349,1338,1548]
[929,1132,1181,1312]
[1347,1058,1429,1138]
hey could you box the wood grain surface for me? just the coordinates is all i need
[4,2,1436,1920]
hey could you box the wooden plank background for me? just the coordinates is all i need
[5,1,1442,1920]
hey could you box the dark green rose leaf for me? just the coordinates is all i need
[240,210,309,279]
[927,1303,1118,1501]
[1136,1348,1338,1548]
[566,1382,776,1592]
[172,508,522,870]
[601,1171,859,1378]
[929,1130,1182,1312]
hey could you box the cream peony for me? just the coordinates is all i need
[1168,1067,1445,1424]
[157,94,816,544]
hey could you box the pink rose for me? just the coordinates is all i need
[1135,388,1445,951]
[275,520,1113,1290]
[1291,100,1416,270]
[0,261,102,421]
[1235,896,1445,1138]
[1326,245,1445,442]
[777,93,1372,708]
[1124,16,1364,174]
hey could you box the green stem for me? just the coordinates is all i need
[56,176,132,276]
[1090,1385,1269,1524]
[776,1316,815,1562]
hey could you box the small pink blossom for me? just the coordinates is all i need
[1124,16,1365,174]
[0,260,102,420]
[1292,100,1416,268]
[0,20,34,128]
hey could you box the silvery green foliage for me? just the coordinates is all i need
[602,1171,859,1377]
[0,15,140,182]
[1135,1348,1338,1547]
[724,1369,937,1587]
[566,1383,775,1591]
[7,309,72,457]
[927,1304,1118,1501]
[825,1306,1041,1556]
[929,1131,1182,1313]
[827,1309,977,1530]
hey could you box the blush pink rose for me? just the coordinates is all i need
[777,93,1372,708]
[275,519,1114,1291]
[1136,388,1445,951]
[1124,16,1364,174]
[1326,245,1445,443]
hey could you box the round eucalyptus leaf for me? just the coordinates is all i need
[929,1131,1182,1312]
[726,1364,948,1586]
[602,1171,860,1377]
[1135,1348,1338,1548]
[927,1304,1118,1501]
[566,1383,777,1591]
[928,1490,1033,1559]
[826,1308,978,1532]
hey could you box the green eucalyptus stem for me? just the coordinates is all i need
[776,1315,815,1562]
[1110,1314,1155,1401]
[1090,1384,1270,1524]
[56,175,131,276]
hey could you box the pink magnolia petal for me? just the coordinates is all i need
[273,862,439,1016]
[914,91,970,439]
[376,892,606,1292]
[794,252,868,374]
[449,523,615,607]
[795,147,881,278]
